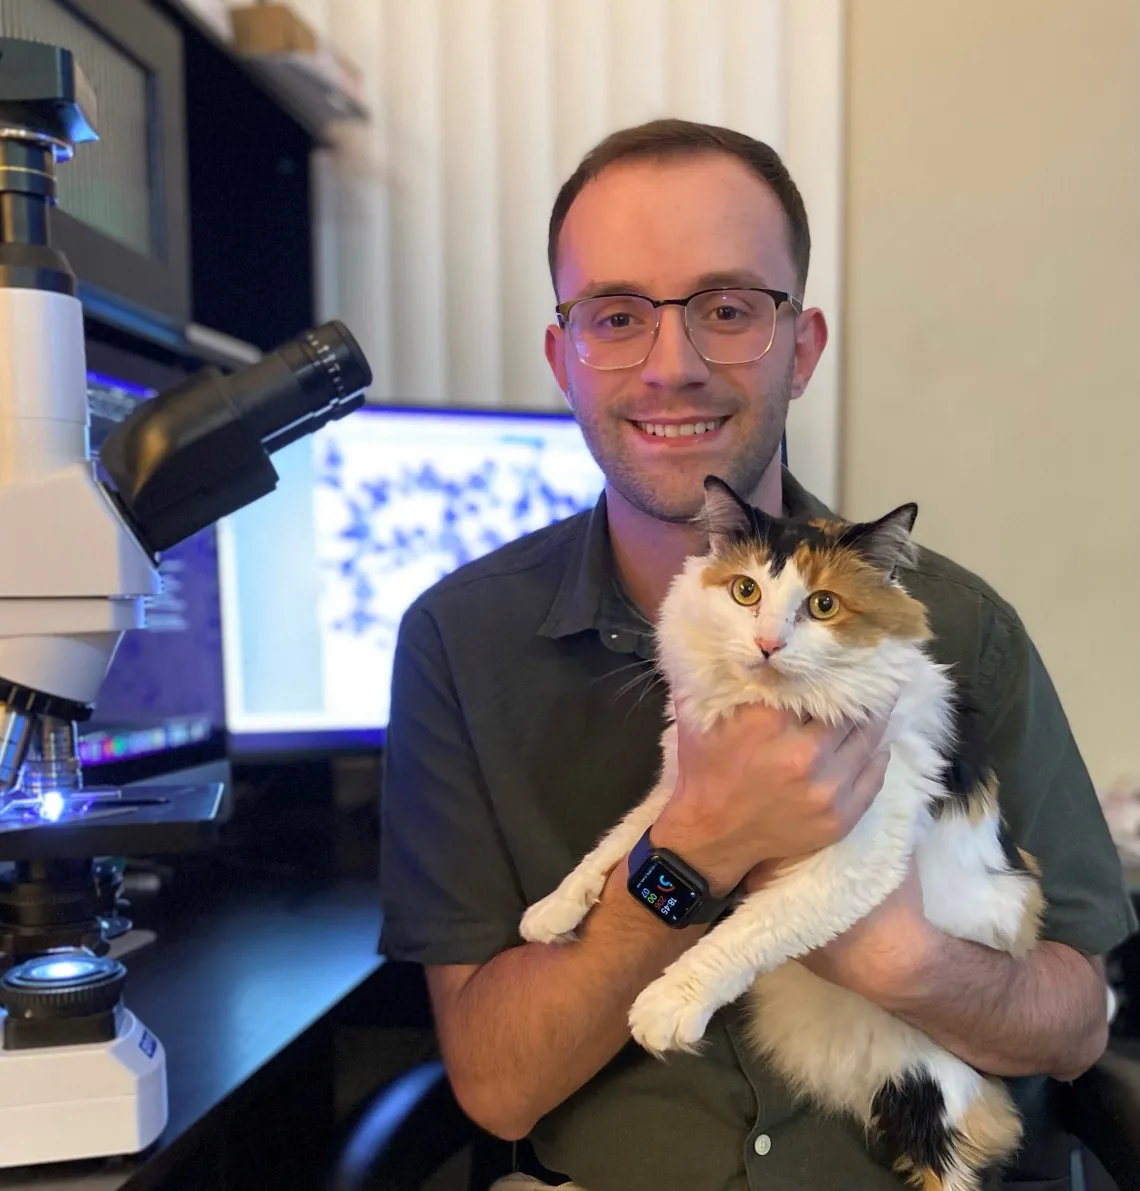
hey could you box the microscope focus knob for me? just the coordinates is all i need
[0,950,125,1050]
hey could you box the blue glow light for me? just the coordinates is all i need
[38,792,66,822]
[86,370,157,401]
[38,958,96,981]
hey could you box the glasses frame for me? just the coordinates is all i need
[554,286,804,371]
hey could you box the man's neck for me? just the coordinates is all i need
[607,457,783,624]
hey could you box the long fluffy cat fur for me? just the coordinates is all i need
[520,476,1054,1191]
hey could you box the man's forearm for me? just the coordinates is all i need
[871,936,1109,1082]
[438,866,703,1139]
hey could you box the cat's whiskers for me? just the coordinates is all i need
[607,659,668,709]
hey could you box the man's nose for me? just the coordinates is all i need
[639,306,709,387]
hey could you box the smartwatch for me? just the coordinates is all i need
[626,826,737,928]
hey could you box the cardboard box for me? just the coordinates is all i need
[229,4,318,57]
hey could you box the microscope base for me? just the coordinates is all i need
[0,1008,167,1168]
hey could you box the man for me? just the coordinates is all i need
[379,120,1135,1190]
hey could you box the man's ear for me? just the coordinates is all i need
[836,503,919,574]
[545,323,569,399]
[696,476,754,551]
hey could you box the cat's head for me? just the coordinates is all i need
[657,476,931,726]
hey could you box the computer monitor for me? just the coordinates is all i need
[217,406,606,755]
[81,366,228,785]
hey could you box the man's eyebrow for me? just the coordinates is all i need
[568,280,648,302]
[568,271,778,304]
[692,270,773,291]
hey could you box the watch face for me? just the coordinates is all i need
[631,857,701,926]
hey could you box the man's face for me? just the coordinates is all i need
[545,152,824,522]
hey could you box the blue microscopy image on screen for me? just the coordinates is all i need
[314,412,605,662]
[220,407,605,739]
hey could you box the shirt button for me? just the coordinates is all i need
[753,1133,772,1156]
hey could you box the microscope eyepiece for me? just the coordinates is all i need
[98,321,373,554]
[221,320,371,452]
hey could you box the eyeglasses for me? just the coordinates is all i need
[555,287,803,371]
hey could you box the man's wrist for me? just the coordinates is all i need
[645,814,744,899]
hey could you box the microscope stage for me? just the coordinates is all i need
[0,783,226,860]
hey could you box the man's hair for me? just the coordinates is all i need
[547,118,811,298]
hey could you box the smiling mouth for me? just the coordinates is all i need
[630,417,729,439]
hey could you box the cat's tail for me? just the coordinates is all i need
[870,1068,1021,1191]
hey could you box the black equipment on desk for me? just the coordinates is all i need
[0,0,192,333]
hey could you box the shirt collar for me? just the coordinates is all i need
[537,468,833,650]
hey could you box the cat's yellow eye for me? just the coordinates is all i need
[729,575,761,607]
[807,591,841,620]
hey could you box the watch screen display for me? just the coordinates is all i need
[631,858,701,926]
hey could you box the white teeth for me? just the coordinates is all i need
[635,418,725,438]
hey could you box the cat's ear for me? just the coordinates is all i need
[696,475,754,551]
[836,503,919,575]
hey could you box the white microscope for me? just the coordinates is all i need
[0,38,371,1168]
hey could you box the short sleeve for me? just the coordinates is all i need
[978,606,1137,956]
[379,600,526,966]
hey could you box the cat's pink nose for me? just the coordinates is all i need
[756,637,786,659]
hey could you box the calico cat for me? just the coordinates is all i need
[520,475,1048,1191]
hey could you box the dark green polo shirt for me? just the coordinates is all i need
[379,470,1135,1191]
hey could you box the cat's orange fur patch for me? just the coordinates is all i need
[700,546,768,589]
[958,1079,1023,1173]
[1011,854,1045,958]
[793,543,930,646]
[966,772,1000,825]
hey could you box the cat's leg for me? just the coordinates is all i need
[749,964,1021,1191]
[918,794,1044,959]
[628,793,918,1054]
[520,778,672,944]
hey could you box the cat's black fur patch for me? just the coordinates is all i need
[702,476,830,576]
[745,515,829,578]
[938,680,992,811]
[871,1070,954,1177]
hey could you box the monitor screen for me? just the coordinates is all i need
[81,369,227,781]
[218,406,606,754]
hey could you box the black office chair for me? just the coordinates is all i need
[329,1036,1140,1191]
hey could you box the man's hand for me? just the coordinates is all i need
[652,702,894,896]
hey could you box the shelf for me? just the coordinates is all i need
[154,0,367,144]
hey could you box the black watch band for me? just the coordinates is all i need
[626,825,737,928]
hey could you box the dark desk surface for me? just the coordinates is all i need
[0,867,384,1191]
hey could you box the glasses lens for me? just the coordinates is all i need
[686,290,778,365]
[568,295,657,368]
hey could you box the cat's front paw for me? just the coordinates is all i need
[628,975,714,1057]
[519,873,604,944]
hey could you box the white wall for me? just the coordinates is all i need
[843,0,1140,791]
[309,0,844,507]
